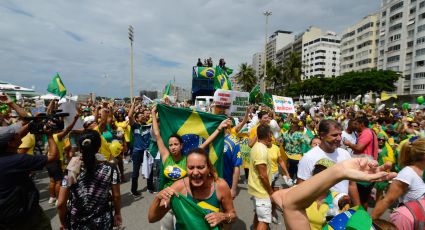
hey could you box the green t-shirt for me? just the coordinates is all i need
[160,155,187,189]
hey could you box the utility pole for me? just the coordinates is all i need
[128,25,134,100]
[261,11,272,93]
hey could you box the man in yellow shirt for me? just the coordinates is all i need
[248,124,273,230]
[18,133,36,154]
[248,110,271,148]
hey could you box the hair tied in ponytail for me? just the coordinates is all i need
[82,139,92,147]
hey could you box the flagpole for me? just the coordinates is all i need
[128,25,134,100]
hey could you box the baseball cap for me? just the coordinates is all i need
[0,123,22,145]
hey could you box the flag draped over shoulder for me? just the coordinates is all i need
[157,104,226,177]
[163,82,172,98]
[197,67,215,79]
[380,91,397,101]
[262,92,273,108]
[214,66,232,90]
[249,84,262,104]
[171,193,219,230]
[47,73,67,98]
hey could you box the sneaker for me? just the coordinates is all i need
[48,197,56,205]
[131,191,142,198]
[272,216,281,225]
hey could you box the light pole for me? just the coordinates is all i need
[128,25,134,100]
[261,11,272,93]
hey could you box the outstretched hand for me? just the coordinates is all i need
[339,158,397,182]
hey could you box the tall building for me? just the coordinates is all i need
[266,31,295,65]
[276,27,341,80]
[252,52,265,79]
[340,14,379,74]
[378,0,425,95]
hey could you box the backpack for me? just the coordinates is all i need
[0,177,39,224]
[404,199,425,230]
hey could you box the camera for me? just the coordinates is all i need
[25,111,69,134]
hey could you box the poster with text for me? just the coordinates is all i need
[213,89,249,118]
[272,95,295,114]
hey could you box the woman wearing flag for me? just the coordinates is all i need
[148,148,236,229]
[151,106,230,230]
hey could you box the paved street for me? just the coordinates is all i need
[36,163,286,230]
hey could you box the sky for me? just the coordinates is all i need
[0,0,380,98]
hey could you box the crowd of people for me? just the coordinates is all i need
[0,91,425,230]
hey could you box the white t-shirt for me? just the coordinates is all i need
[341,131,357,156]
[297,146,352,194]
[394,166,425,203]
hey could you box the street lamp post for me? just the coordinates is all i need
[128,25,134,100]
[261,11,272,93]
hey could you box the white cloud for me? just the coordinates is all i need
[0,0,379,97]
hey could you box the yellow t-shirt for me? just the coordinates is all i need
[249,124,276,144]
[115,120,131,142]
[19,133,36,155]
[93,126,113,160]
[248,142,271,199]
[306,201,329,230]
[268,144,280,174]
[53,134,65,161]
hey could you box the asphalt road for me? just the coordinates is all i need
[36,163,390,230]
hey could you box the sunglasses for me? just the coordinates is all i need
[378,139,386,141]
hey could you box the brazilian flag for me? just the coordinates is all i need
[163,81,172,98]
[171,193,219,230]
[214,66,232,90]
[157,104,226,176]
[47,73,67,98]
[249,84,262,104]
[262,92,273,108]
[197,67,215,79]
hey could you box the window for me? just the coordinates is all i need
[388,44,401,52]
[390,12,403,22]
[417,60,425,66]
[416,48,425,56]
[414,72,425,78]
[389,33,401,42]
[387,55,400,62]
[408,29,415,37]
[421,1,425,8]
[357,22,374,33]
[418,36,425,44]
[357,40,373,49]
[418,24,425,33]
[389,23,402,32]
[390,1,403,12]
[410,7,416,14]
[420,13,425,20]
[382,11,387,17]
[413,84,425,90]
[408,41,414,47]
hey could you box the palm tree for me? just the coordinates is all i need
[235,63,257,92]
[282,52,303,86]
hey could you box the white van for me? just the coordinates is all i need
[195,96,214,107]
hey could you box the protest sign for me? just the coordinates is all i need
[213,89,249,117]
[272,95,295,114]
[59,100,84,130]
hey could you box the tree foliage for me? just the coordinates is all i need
[285,70,400,99]
[235,63,257,92]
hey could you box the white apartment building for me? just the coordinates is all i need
[252,52,264,79]
[341,14,379,74]
[266,31,295,65]
[301,27,341,80]
[378,0,425,95]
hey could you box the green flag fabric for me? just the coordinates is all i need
[157,104,226,177]
[213,66,232,90]
[249,84,261,104]
[171,193,219,230]
[163,82,172,98]
[47,73,67,98]
[197,67,215,79]
[262,92,273,108]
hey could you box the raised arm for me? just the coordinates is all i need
[151,106,170,164]
[199,119,230,150]
[128,97,137,126]
[56,106,81,140]
[0,93,28,118]
[271,158,396,229]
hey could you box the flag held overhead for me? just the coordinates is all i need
[47,73,67,98]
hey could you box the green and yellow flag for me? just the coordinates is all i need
[163,81,172,98]
[157,104,226,176]
[214,66,232,90]
[197,67,215,79]
[249,84,262,104]
[262,92,273,108]
[171,193,219,230]
[47,73,67,98]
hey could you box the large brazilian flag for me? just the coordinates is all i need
[171,193,219,230]
[214,66,232,90]
[157,104,226,177]
[197,67,215,79]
